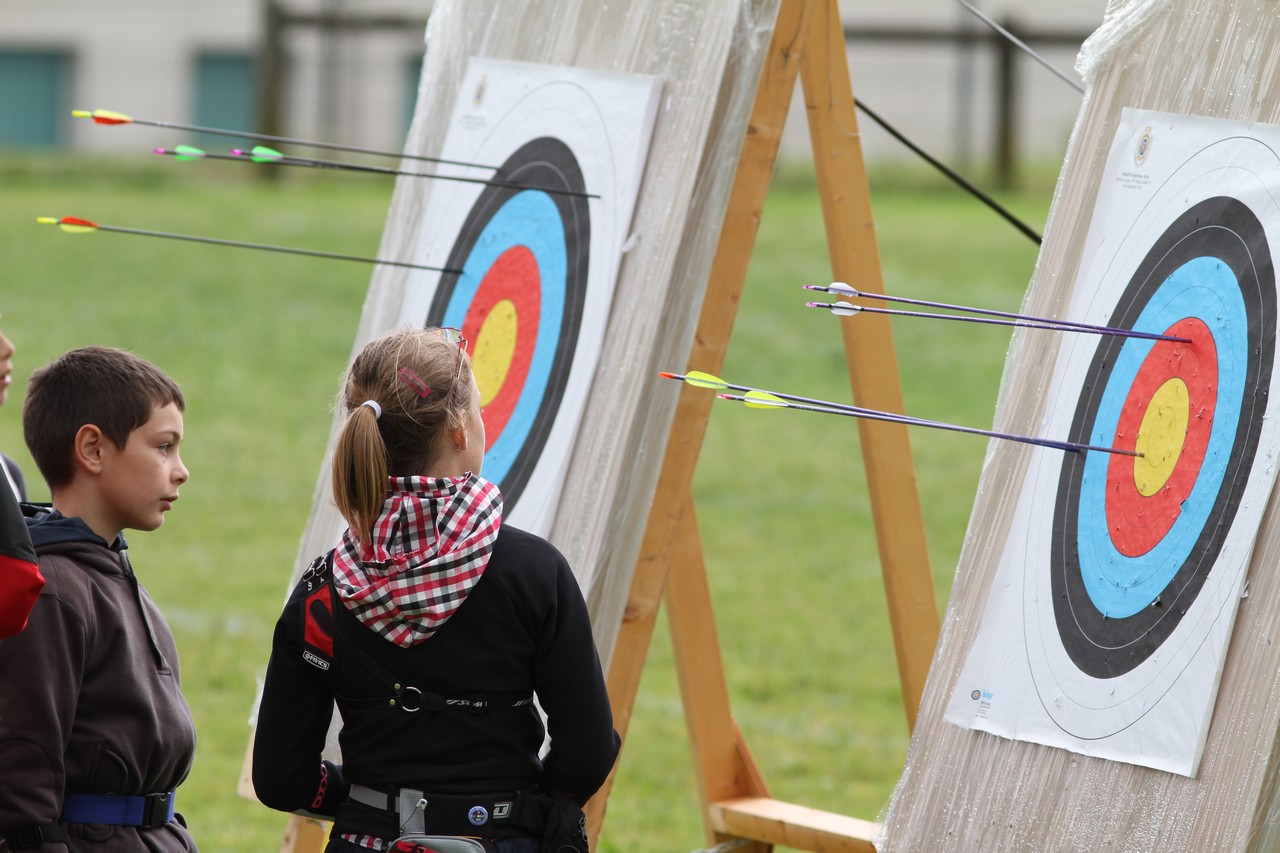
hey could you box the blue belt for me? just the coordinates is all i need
[61,792,175,827]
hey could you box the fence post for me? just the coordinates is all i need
[995,16,1019,188]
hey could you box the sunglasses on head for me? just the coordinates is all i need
[428,327,467,407]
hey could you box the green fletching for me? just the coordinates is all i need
[250,145,284,162]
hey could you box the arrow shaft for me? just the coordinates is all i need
[92,223,462,275]
[97,113,498,171]
[817,302,1186,342]
[718,393,1135,456]
[708,375,941,428]
[662,374,1137,457]
[955,0,1084,93]
[810,289,1187,343]
[235,151,600,200]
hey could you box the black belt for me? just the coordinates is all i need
[345,784,548,837]
[340,688,535,714]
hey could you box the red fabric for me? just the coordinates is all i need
[303,583,334,658]
[0,553,45,638]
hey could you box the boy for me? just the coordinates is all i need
[0,346,197,852]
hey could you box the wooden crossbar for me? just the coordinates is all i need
[708,798,880,852]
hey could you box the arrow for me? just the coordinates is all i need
[36,216,463,275]
[803,283,1189,343]
[955,0,1084,94]
[73,108,498,171]
[659,370,1141,457]
[153,144,600,200]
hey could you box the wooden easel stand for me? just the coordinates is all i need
[587,0,939,849]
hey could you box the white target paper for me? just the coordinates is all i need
[396,59,660,536]
[946,109,1280,776]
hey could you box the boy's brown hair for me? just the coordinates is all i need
[23,346,185,489]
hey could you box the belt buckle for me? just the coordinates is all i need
[140,792,173,827]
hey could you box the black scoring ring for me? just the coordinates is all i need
[1050,196,1274,678]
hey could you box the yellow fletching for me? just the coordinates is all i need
[743,390,787,409]
[69,109,133,125]
[40,217,98,234]
[684,370,727,390]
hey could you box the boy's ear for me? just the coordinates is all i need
[72,424,108,475]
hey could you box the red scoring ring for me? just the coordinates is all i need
[459,245,540,448]
[1104,317,1216,557]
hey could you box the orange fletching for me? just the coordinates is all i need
[57,217,98,234]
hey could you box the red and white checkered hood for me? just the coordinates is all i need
[331,474,503,647]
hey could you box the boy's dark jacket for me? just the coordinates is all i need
[0,508,197,851]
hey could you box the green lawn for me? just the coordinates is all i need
[0,151,1051,851]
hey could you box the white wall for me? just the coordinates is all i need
[1,0,1109,168]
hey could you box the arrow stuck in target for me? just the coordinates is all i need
[36,215,464,275]
[804,282,1190,343]
[74,108,498,171]
[659,370,1142,457]
[152,145,600,200]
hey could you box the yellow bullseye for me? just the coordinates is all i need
[471,299,518,407]
[1133,377,1190,497]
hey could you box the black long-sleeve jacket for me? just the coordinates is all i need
[253,522,619,824]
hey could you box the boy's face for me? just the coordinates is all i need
[98,402,189,534]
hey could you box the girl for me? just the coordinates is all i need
[254,327,619,852]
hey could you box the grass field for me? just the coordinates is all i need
[0,151,1053,851]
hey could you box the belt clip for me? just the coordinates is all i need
[398,790,428,835]
[140,792,174,826]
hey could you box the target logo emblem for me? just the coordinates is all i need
[1135,126,1153,165]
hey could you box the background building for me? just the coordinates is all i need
[0,0,1106,178]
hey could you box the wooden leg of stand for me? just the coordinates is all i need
[799,0,939,730]
[584,0,814,846]
[667,493,772,853]
[280,814,330,853]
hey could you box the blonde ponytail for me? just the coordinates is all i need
[331,402,389,545]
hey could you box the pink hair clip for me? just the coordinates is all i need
[397,367,432,398]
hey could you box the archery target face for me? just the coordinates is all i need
[947,110,1280,776]
[398,59,660,535]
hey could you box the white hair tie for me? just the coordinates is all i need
[360,400,382,420]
